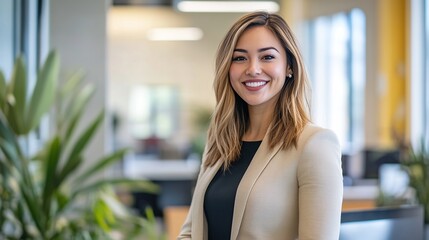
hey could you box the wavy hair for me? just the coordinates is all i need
[204,11,311,170]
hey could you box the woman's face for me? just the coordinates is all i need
[229,26,289,109]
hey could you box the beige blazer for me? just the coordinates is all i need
[178,124,343,240]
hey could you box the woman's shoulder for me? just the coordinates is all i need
[297,123,339,150]
[296,124,342,177]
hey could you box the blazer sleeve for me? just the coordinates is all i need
[297,129,343,240]
[177,159,206,240]
[177,208,192,240]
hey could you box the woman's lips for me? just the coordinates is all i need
[243,80,268,91]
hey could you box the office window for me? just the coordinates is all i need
[308,9,366,151]
[0,0,14,79]
[0,0,48,85]
[0,0,49,154]
[128,85,179,139]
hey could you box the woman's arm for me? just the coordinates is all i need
[297,129,343,240]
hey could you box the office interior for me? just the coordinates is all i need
[0,0,428,239]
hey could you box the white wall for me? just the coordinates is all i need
[49,0,108,167]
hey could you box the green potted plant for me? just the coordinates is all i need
[0,50,162,239]
[400,139,429,223]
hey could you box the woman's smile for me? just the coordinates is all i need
[243,79,269,90]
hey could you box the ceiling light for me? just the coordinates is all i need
[146,27,203,41]
[177,1,279,13]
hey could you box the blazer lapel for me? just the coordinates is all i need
[191,160,222,239]
[230,134,282,240]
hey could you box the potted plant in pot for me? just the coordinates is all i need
[0,50,162,239]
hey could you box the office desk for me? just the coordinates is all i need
[340,206,424,240]
[123,155,200,214]
[123,155,200,181]
[343,184,379,210]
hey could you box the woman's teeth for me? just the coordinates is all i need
[245,81,267,87]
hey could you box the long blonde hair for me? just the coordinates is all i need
[204,11,311,170]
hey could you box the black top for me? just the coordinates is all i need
[204,141,262,240]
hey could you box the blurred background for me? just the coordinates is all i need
[1,0,428,239]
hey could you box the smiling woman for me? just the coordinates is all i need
[178,11,343,240]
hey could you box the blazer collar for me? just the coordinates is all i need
[191,132,282,240]
[230,132,282,240]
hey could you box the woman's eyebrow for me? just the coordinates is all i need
[233,47,279,53]
[233,48,247,53]
[259,47,279,53]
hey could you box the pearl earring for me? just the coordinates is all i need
[287,73,292,78]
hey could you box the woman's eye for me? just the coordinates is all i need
[232,56,246,62]
[262,55,275,60]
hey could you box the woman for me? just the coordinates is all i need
[178,11,343,240]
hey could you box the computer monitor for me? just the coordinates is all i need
[363,149,401,179]
[340,206,424,240]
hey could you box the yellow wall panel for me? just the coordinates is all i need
[378,0,407,147]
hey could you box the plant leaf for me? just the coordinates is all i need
[0,70,7,110]
[42,136,62,217]
[59,111,104,184]
[63,85,95,142]
[4,101,20,135]
[57,111,103,186]
[67,110,104,164]
[19,180,44,237]
[0,117,23,171]
[56,71,85,130]
[94,199,112,231]
[0,115,20,149]
[72,179,159,199]
[54,190,69,213]
[26,51,59,132]
[9,56,27,134]
[57,155,82,188]
[74,148,129,186]
[0,138,21,172]
[100,190,130,218]
[59,70,85,99]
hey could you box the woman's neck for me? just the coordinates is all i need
[242,104,273,141]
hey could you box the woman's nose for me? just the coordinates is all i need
[245,60,261,76]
